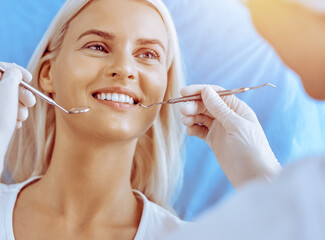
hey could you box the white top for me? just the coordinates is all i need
[0,177,188,240]
[169,156,325,240]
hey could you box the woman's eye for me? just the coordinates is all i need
[138,50,159,60]
[85,44,108,53]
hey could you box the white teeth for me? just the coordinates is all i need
[118,94,126,103]
[129,98,134,105]
[96,92,136,104]
[112,93,119,102]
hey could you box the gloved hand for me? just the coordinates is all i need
[180,84,281,189]
[0,62,36,162]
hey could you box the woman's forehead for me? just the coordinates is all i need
[67,0,168,44]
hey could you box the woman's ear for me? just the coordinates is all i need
[39,61,55,93]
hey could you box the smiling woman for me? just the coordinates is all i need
[1,0,186,239]
[0,0,285,238]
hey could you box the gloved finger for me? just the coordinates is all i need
[186,124,208,140]
[0,62,32,83]
[180,84,208,96]
[181,84,248,117]
[201,86,243,129]
[0,67,22,87]
[19,86,36,107]
[218,91,258,122]
[218,93,258,123]
[16,121,22,129]
[236,102,258,122]
[180,101,214,118]
[180,84,226,97]
[182,114,213,129]
[17,103,29,122]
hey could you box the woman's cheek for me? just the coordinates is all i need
[151,72,168,101]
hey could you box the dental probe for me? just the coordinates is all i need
[0,65,90,114]
[138,83,276,108]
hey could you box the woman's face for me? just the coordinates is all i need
[43,0,169,141]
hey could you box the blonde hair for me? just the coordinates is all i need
[2,0,185,210]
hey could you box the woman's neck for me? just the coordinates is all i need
[32,124,141,228]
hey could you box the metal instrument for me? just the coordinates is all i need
[0,65,90,114]
[138,83,276,108]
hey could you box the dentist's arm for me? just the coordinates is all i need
[180,85,281,189]
[0,62,36,174]
[246,0,325,99]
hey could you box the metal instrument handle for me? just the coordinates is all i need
[0,65,69,113]
[168,87,248,104]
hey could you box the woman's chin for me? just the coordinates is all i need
[86,125,143,143]
[61,110,154,143]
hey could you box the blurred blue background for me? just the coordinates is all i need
[1,0,324,220]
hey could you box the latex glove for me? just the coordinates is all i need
[180,85,281,188]
[0,62,36,162]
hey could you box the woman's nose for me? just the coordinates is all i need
[105,54,137,80]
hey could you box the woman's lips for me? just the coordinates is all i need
[92,87,140,103]
[94,98,137,111]
[94,92,137,104]
[91,87,141,110]
[93,89,137,110]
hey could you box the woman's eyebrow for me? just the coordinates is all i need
[136,39,166,53]
[77,29,116,41]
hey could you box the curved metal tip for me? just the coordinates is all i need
[249,83,277,91]
[68,106,90,114]
[138,103,149,108]
[267,83,276,88]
